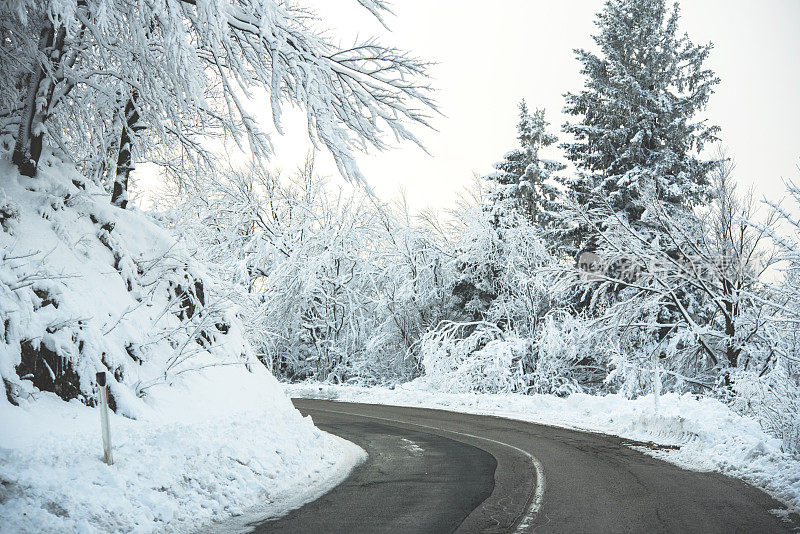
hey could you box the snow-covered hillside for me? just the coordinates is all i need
[0,156,363,532]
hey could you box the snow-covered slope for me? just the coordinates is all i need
[0,154,250,414]
[0,156,363,532]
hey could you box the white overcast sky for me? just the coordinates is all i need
[136,0,800,213]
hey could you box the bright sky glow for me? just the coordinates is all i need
[134,0,800,213]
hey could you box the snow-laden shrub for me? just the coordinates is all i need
[0,194,19,234]
[532,311,607,395]
[418,321,530,394]
[413,194,575,394]
[448,193,551,321]
[416,310,605,396]
[731,364,800,454]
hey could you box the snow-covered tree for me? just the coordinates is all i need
[372,195,453,377]
[485,101,565,235]
[733,178,800,452]
[702,153,778,372]
[562,0,719,247]
[159,155,455,384]
[414,180,561,394]
[557,157,778,396]
[0,0,435,203]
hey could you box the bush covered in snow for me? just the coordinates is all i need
[418,321,531,394]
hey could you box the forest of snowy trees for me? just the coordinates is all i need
[158,0,799,452]
[1,0,798,458]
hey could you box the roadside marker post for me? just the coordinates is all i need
[96,371,114,465]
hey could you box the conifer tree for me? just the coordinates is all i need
[486,101,565,232]
[562,0,719,242]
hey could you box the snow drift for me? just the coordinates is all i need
[0,156,362,532]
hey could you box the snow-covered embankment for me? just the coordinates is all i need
[0,158,363,532]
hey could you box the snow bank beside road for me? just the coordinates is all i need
[0,364,365,533]
[285,382,800,515]
[0,158,364,533]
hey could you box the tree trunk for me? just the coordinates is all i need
[722,280,741,369]
[12,26,51,176]
[111,92,142,209]
[12,23,67,177]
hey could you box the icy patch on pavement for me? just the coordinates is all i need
[285,382,800,516]
[399,438,424,455]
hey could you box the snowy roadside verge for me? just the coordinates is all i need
[201,432,365,534]
[0,159,365,533]
[284,382,800,516]
[0,365,365,533]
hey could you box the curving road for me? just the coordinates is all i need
[247,399,796,533]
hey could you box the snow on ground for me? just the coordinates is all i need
[285,381,800,515]
[0,364,365,533]
[0,158,365,533]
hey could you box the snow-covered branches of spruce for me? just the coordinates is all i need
[562,0,720,237]
[485,101,565,236]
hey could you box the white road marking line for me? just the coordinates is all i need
[305,405,545,533]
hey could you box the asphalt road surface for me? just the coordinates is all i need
[247,398,797,534]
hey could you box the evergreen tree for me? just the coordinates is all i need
[486,101,565,233]
[562,0,719,243]
[459,102,563,320]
